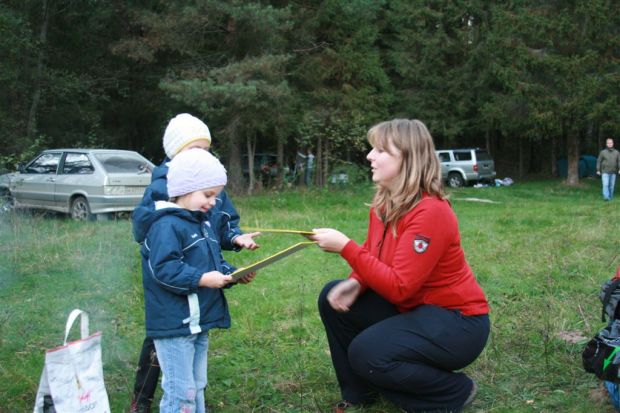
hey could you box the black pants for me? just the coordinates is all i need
[132,337,160,406]
[318,280,490,412]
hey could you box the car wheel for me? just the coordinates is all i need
[70,196,92,221]
[448,172,465,188]
[0,190,14,214]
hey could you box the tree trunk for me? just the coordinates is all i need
[276,136,284,189]
[549,135,560,177]
[485,129,491,154]
[566,127,580,186]
[26,0,50,139]
[323,137,330,187]
[225,116,243,192]
[316,136,323,187]
[246,134,256,195]
[518,138,524,178]
[549,135,559,176]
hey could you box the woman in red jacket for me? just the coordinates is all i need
[310,119,490,413]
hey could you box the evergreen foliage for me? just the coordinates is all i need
[2,1,620,187]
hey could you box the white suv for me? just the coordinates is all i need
[435,148,496,188]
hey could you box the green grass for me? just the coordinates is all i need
[1,178,619,412]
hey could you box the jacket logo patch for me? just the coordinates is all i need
[191,233,198,239]
[413,235,430,253]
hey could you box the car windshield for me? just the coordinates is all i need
[476,150,492,161]
[94,153,152,174]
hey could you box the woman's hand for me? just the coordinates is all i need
[309,228,350,253]
[327,279,361,312]
[234,232,261,250]
[235,271,256,284]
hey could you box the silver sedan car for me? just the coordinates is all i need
[0,149,154,220]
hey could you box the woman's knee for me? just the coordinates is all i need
[348,334,431,390]
[347,334,383,380]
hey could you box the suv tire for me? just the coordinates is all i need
[448,172,465,188]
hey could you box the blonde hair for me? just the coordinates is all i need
[368,119,445,231]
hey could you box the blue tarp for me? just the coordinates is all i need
[557,155,598,178]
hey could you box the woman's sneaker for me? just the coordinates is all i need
[335,400,365,412]
[463,380,478,409]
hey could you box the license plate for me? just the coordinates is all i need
[104,186,146,195]
[123,186,146,195]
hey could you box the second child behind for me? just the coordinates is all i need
[130,113,260,412]
[140,149,244,413]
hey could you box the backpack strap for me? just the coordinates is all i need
[602,278,620,322]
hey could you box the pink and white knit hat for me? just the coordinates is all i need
[167,149,227,198]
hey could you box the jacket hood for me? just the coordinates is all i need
[138,202,208,241]
[132,161,170,243]
[151,162,168,180]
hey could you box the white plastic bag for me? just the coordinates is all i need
[33,309,110,413]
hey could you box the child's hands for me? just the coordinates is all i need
[199,271,234,288]
[235,271,257,284]
[233,232,261,250]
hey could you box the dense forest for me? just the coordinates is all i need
[2,1,619,191]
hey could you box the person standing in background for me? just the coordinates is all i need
[596,138,620,201]
[305,147,315,187]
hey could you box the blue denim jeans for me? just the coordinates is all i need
[602,173,617,200]
[154,332,209,413]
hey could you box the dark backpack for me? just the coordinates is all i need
[600,276,620,323]
[582,269,620,384]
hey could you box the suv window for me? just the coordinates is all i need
[453,151,472,161]
[437,152,451,162]
[475,150,492,161]
[25,153,62,174]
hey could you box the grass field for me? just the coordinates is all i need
[1,178,619,412]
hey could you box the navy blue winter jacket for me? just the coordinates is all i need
[132,159,243,251]
[140,203,231,338]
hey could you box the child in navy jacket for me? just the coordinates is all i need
[140,148,244,413]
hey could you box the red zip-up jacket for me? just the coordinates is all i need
[341,195,489,316]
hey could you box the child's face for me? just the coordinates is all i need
[176,185,224,213]
[181,139,211,153]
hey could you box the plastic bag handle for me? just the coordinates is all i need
[63,309,89,345]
